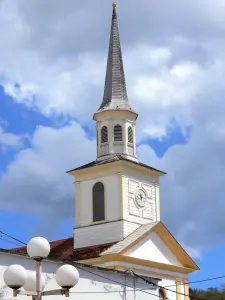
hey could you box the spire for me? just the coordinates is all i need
[98,2,131,111]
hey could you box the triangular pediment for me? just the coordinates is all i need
[123,231,183,267]
[101,222,199,272]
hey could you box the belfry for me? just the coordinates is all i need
[7,4,200,299]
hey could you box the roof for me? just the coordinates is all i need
[1,240,162,283]
[101,221,199,271]
[67,154,166,175]
[97,3,132,112]
[6,238,117,261]
[3,222,199,271]
[102,222,160,255]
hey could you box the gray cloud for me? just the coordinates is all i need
[1,0,225,255]
[0,122,96,238]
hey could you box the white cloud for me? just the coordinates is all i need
[1,0,225,256]
[0,0,225,136]
[0,126,23,150]
[0,121,95,237]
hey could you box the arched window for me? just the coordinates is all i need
[128,126,133,143]
[92,182,105,222]
[114,125,122,141]
[159,288,167,300]
[101,126,108,143]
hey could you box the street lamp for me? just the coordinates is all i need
[3,237,79,299]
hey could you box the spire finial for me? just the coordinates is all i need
[96,0,133,112]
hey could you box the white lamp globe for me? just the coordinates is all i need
[27,237,50,259]
[56,265,79,289]
[4,265,27,289]
[23,271,46,292]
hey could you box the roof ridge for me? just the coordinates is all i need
[7,237,73,251]
[101,222,160,255]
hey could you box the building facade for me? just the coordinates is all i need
[0,2,199,300]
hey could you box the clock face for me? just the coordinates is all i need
[135,189,147,208]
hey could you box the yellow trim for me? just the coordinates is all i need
[103,265,188,280]
[72,163,121,182]
[120,225,155,255]
[118,172,123,218]
[176,278,182,300]
[68,159,164,182]
[184,279,190,300]
[76,258,102,265]
[75,181,81,227]
[93,109,138,122]
[154,223,199,270]
[75,258,188,280]
[154,180,160,221]
[101,254,195,274]
[118,222,199,271]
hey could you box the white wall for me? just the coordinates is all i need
[0,252,179,300]
[96,111,137,160]
[78,174,120,227]
[74,164,162,248]
[74,173,125,248]
[74,220,124,248]
[122,173,159,236]
[74,219,141,248]
[125,232,182,267]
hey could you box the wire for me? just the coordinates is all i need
[71,289,142,294]
[3,230,225,294]
[0,236,22,247]
[0,230,26,246]
[164,275,225,288]
[131,271,205,300]
[71,260,204,300]
[73,263,165,299]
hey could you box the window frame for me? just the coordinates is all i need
[92,182,105,223]
[128,126,133,144]
[114,124,123,142]
[101,126,108,143]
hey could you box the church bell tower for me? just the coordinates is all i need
[93,2,138,162]
[67,2,166,250]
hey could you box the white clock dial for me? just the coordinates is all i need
[135,189,147,208]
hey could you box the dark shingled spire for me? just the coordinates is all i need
[98,3,131,111]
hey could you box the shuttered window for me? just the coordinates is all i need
[101,126,108,143]
[93,182,105,222]
[114,125,122,141]
[128,126,133,143]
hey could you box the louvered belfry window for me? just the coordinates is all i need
[93,182,105,222]
[114,125,122,141]
[128,126,133,143]
[101,126,108,143]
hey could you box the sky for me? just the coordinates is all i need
[0,0,225,291]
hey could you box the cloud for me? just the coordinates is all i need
[138,114,225,254]
[0,0,225,137]
[0,122,95,237]
[1,0,225,257]
[0,125,23,151]
[0,115,224,258]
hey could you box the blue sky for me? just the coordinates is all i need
[1,0,225,293]
[0,86,224,290]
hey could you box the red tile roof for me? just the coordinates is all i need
[8,237,117,261]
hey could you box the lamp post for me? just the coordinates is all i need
[3,237,79,299]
